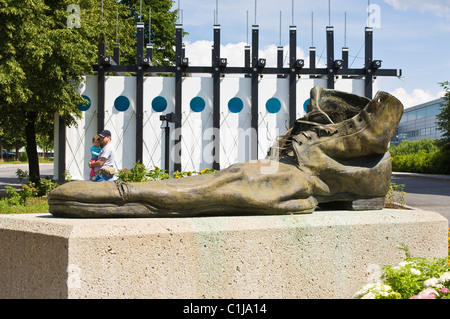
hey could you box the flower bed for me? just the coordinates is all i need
[354,245,450,299]
[115,162,216,183]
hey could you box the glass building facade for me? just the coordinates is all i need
[393,98,444,144]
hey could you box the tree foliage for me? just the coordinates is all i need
[389,139,450,174]
[437,81,450,150]
[389,138,440,157]
[120,0,179,66]
[0,0,178,183]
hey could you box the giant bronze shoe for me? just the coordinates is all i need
[48,87,403,218]
[267,86,403,210]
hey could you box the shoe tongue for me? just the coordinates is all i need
[303,110,334,125]
[307,86,371,124]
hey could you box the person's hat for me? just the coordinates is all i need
[98,130,111,137]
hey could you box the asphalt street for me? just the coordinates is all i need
[0,163,54,192]
[391,172,450,222]
[0,163,449,221]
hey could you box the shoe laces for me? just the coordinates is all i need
[270,119,339,158]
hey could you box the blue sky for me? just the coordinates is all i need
[170,0,450,108]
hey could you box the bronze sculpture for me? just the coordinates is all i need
[48,87,403,218]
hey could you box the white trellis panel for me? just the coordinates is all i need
[103,76,136,172]
[62,76,368,180]
[143,77,175,170]
[65,75,98,181]
[258,78,290,159]
[219,77,252,168]
[180,77,213,173]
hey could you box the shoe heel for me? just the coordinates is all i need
[349,197,385,210]
[318,197,385,211]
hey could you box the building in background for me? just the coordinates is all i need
[393,98,444,145]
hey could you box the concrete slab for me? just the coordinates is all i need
[0,209,447,299]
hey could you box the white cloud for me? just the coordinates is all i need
[385,0,450,16]
[182,40,446,110]
[183,40,310,71]
[389,87,444,108]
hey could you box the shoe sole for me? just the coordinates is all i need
[317,196,385,211]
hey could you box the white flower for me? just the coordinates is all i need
[439,272,450,283]
[361,292,376,299]
[354,282,397,299]
[398,261,411,267]
[410,268,421,276]
[424,278,439,288]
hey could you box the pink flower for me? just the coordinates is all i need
[410,288,439,299]
[410,294,436,299]
[439,287,450,294]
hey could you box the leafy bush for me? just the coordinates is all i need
[15,168,28,182]
[389,139,450,174]
[389,138,439,157]
[4,184,36,206]
[37,177,58,196]
[116,162,217,183]
[354,245,450,299]
[385,182,406,207]
[116,162,170,182]
[13,169,59,197]
[391,150,450,174]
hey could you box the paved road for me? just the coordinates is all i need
[0,163,449,221]
[391,172,450,222]
[0,163,54,192]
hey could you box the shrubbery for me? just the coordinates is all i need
[2,169,58,206]
[115,161,217,183]
[354,246,450,299]
[389,139,450,174]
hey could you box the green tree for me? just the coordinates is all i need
[437,81,450,150]
[389,138,440,157]
[0,0,106,184]
[120,0,179,66]
[0,0,177,185]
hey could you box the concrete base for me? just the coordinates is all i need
[0,209,448,299]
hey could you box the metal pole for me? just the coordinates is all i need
[164,122,170,172]
[212,24,221,170]
[97,41,106,132]
[309,47,316,78]
[326,26,335,89]
[136,22,145,164]
[365,27,373,98]
[57,116,66,184]
[174,24,183,172]
[289,26,297,126]
[251,25,259,160]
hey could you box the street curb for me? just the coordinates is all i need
[392,172,450,182]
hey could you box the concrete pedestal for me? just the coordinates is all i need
[0,209,447,299]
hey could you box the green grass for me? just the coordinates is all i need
[0,197,49,214]
[0,158,54,164]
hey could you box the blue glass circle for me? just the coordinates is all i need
[78,95,91,111]
[114,96,130,112]
[303,98,311,113]
[228,97,243,113]
[152,96,167,112]
[190,96,205,112]
[266,98,281,114]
